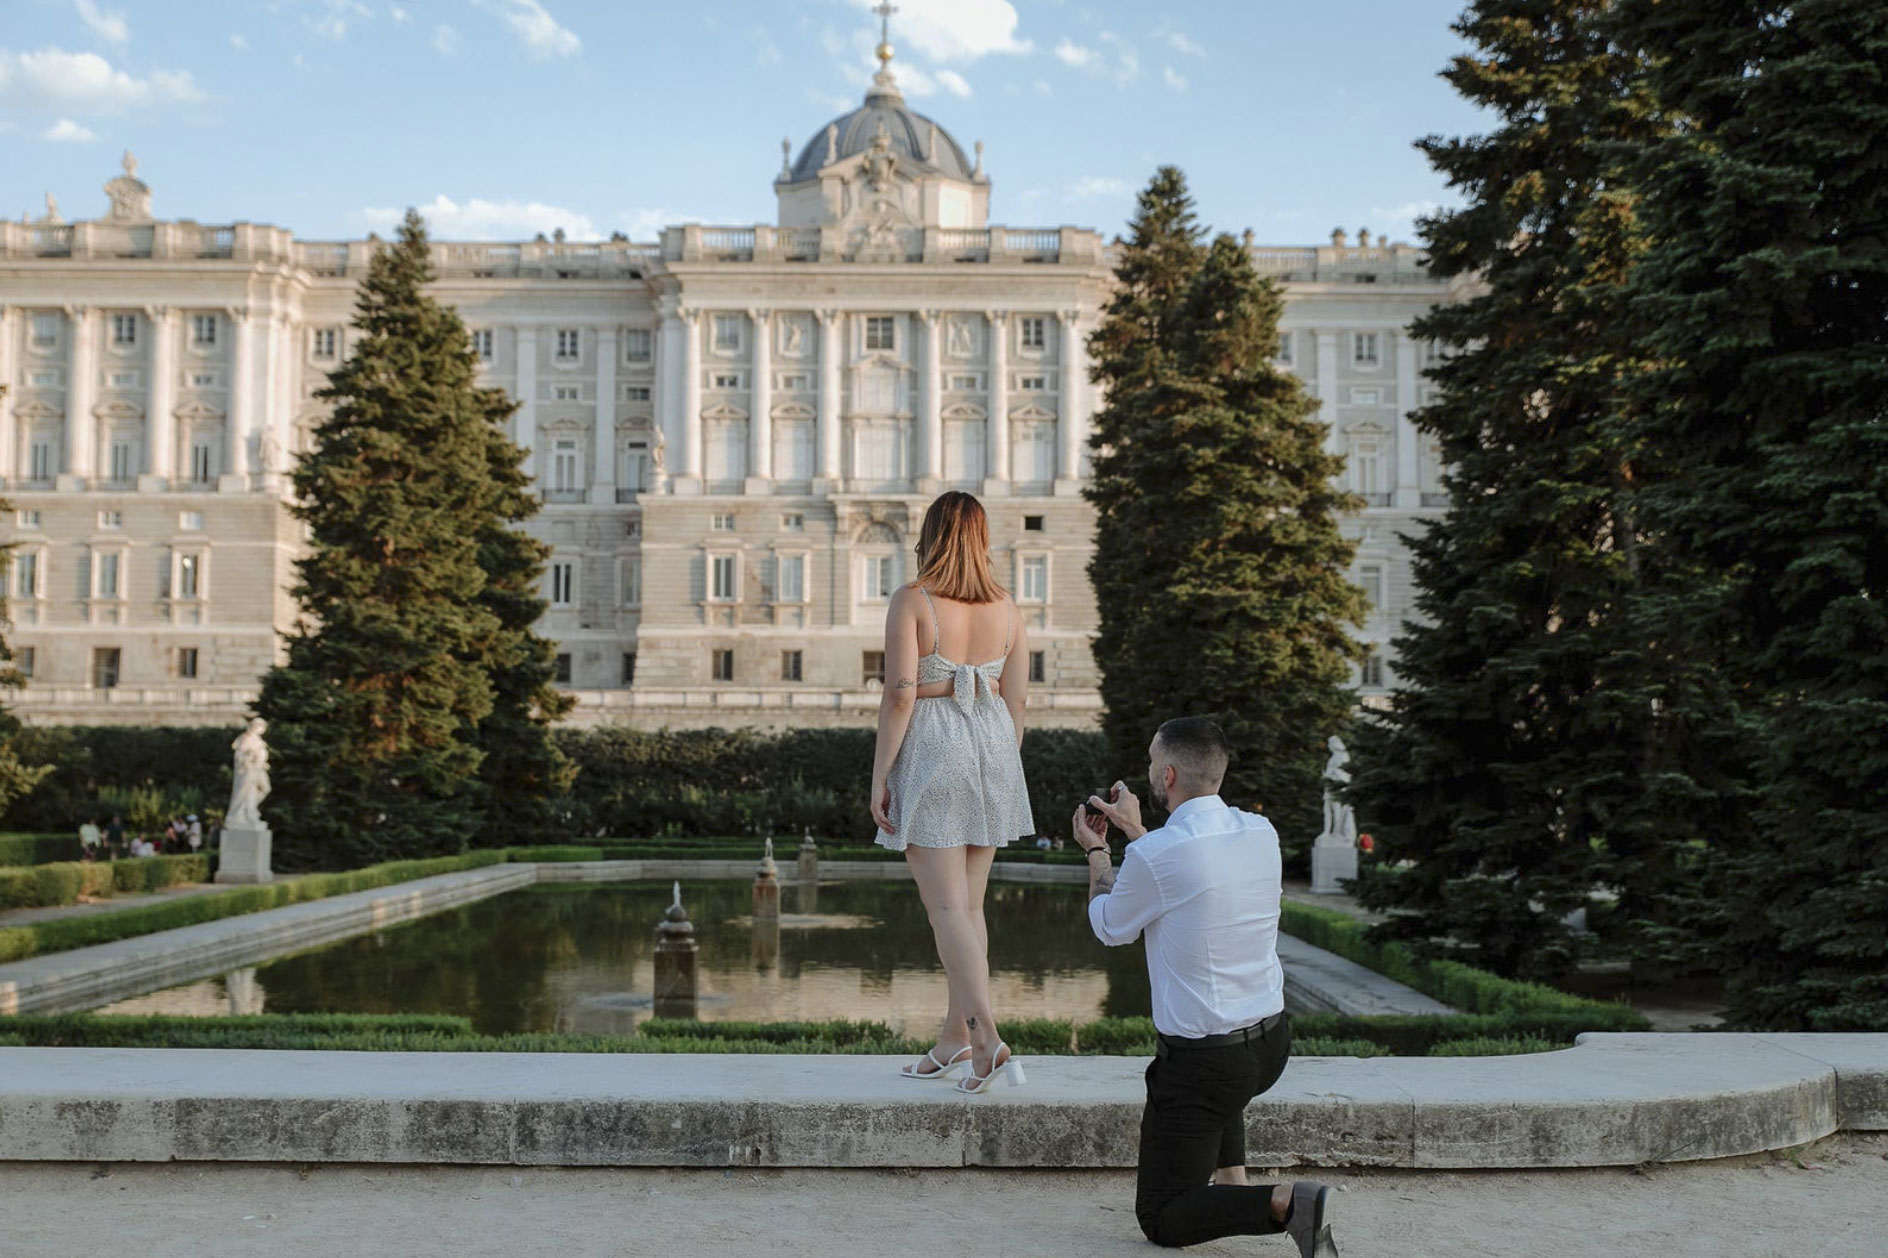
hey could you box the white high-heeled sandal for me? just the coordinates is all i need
[900,1044,973,1081]
[957,1042,1026,1095]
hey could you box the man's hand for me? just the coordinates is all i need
[1087,781,1147,840]
[1071,803,1108,851]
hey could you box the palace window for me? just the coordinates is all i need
[180,511,204,531]
[949,373,980,391]
[311,327,338,359]
[1029,650,1045,685]
[862,650,886,687]
[711,372,742,389]
[99,510,123,530]
[1018,316,1046,352]
[621,652,637,686]
[551,439,581,493]
[781,650,803,682]
[92,647,122,690]
[1023,514,1044,532]
[177,647,199,680]
[190,440,216,484]
[108,441,135,483]
[1361,654,1385,688]
[779,373,810,391]
[1276,331,1293,365]
[1017,374,1047,391]
[549,560,575,607]
[1348,433,1386,500]
[469,328,494,361]
[111,314,137,347]
[29,441,55,482]
[623,385,651,402]
[176,552,203,599]
[623,328,653,363]
[781,513,805,532]
[711,513,737,531]
[712,649,735,682]
[552,384,581,401]
[864,316,896,351]
[709,553,739,602]
[554,653,573,684]
[862,554,896,602]
[190,371,217,388]
[15,647,34,679]
[1019,555,1048,603]
[30,370,58,387]
[1352,332,1381,367]
[619,557,641,607]
[1359,564,1383,609]
[776,553,806,603]
[15,510,41,530]
[555,329,581,362]
[13,553,40,598]
[191,314,217,347]
[93,551,122,599]
[108,371,138,389]
[712,314,743,353]
[30,314,58,349]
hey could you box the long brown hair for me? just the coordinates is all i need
[912,492,1006,604]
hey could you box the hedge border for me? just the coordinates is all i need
[0,854,210,911]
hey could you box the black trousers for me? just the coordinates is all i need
[1135,1015,1292,1248]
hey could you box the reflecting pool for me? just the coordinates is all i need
[94,880,1154,1036]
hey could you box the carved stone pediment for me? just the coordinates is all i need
[1009,402,1057,422]
[174,401,224,422]
[772,401,816,420]
[94,399,145,421]
[941,402,986,421]
[13,399,62,421]
[842,500,910,542]
[702,402,750,422]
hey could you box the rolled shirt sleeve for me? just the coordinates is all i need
[1087,846,1164,945]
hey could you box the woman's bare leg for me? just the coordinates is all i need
[907,845,1001,1073]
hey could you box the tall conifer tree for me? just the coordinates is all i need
[1346,1,1713,979]
[1614,0,1888,1028]
[258,211,506,869]
[1089,171,1364,846]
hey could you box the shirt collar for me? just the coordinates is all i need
[1163,794,1227,830]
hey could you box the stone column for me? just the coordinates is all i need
[515,325,539,489]
[1394,331,1421,508]
[0,305,15,483]
[263,312,292,490]
[679,306,702,487]
[1056,308,1084,490]
[594,323,618,504]
[916,309,942,488]
[224,307,254,488]
[816,309,841,483]
[143,305,176,488]
[64,306,96,487]
[656,298,681,488]
[984,309,1009,492]
[1315,329,1341,458]
[746,308,772,491]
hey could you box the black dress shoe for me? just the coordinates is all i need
[1285,1180,1338,1258]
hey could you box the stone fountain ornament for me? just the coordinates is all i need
[216,716,274,884]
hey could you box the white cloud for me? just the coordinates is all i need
[806,87,854,113]
[1369,199,1444,239]
[1054,39,1097,68]
[1067,175,1131,199]
[0,48,207,115]
[43,117,98,142]
[933,68,971,97]
[302,0,372,41]
[753,25,782,65]
[477,0,581,60]
[856,0,1030,62]
[229,33,249,51]
[615,207,701,240]
[1162,65,1186,92]
[1164,29,1205,57]
[1033,79,1052,96]
[73,0,129,46]
[390,5,411,22]
[1098,31,1139,85]
[432,24,459,55]
[360,195,599,241]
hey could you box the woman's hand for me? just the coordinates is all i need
[871,777,895,834]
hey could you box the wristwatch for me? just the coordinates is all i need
[1081,844,1109,858]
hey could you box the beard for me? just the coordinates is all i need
[1148,770,1168,811]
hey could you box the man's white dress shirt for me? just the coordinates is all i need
[1087,794,1286,1038]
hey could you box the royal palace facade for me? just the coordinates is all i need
[0,60,1465,729]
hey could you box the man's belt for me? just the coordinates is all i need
[1155,1010,1288,1055]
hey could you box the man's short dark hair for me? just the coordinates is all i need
[1154,717,1230,790]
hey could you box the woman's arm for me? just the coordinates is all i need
[869,586,923,832]
[996,597,1029,748]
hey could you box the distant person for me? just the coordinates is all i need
[78,818,102,861]
[870,492,1034,1095]
[164,818,180,851]
[105,814,125,852]
[186,815,203,852]
[1075,717,1339,1257]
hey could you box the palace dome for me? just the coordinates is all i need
[784,74,975,184]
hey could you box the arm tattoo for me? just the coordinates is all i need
[893,677,915,691]
[1088,865,1116,904]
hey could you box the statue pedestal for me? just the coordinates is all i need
[215,825,274,884]
[1309,832,1357,895]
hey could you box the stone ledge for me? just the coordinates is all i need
[0,1034,1880,1170]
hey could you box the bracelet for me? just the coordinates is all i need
[1082,845,1109,858]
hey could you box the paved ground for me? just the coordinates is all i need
[4,1133,1882,1258]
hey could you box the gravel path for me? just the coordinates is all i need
[4,1133,1882,1258]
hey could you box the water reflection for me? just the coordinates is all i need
[92,881,1152,1036]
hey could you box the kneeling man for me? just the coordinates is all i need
[1076,717,1338,1256]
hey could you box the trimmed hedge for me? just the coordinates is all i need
[517,842,1093,866]
[0,1013,1575,1057]
[1279,899,1650,1028]
[0,851,506,964]
[0,834,82,867]
[0,853,209,910]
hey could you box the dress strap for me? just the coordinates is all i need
[1004,597,1015,654]
[918,586,942,655]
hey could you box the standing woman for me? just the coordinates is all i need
[871,491,1034,1094]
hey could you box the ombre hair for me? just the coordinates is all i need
[911,492,1006,604]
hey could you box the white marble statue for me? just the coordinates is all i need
[1320,734,1356,845]
[226,717,272,830]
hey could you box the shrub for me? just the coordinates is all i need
[0,834,83,866]
[0,851,505,963]
[0,854,210,910]
[0,727,235,832]
[1293,1038,1393,1058]
[1427,1036,1561,1056]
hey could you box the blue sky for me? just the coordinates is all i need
[1,0,1486,245]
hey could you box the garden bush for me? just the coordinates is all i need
[0,854,210,911]
[0,834,83,866]
[0,726,234,832]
